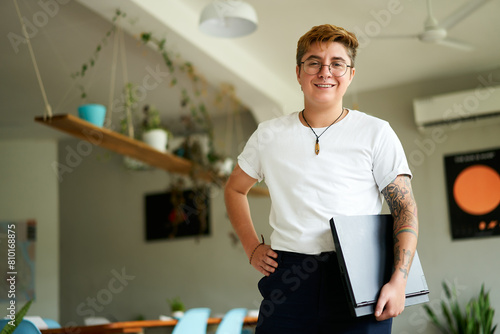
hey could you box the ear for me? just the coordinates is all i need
[344,67,356,90]
[349,67,356,82]
[296,65,301,85]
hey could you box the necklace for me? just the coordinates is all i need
[302,108,344,155]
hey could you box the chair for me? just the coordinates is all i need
[215,308,247,334]
[24,317,61,330]
[172,307,211,334]
[41,319,61,329]
[0,319,42,334]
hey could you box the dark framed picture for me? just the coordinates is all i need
[145,188,210,241]
[444,147,500,240]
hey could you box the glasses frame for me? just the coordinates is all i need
[300,60,353,77]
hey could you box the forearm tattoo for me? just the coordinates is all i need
[382,175,418,278]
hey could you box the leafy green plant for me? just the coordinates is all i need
[139,32,219,164]
[424,282,497,334]
[131,314,145,321]
[71,9,127,100]
[167,296,186,313]
[1,300,33,334]
[142,105,163,132]
[120,82,139,138]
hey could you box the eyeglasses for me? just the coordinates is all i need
[300,59,352,77]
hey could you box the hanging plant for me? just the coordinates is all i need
[139,31,222,170]
[141,105,172,153]
[70,9,127,100]
[71,9,127,78]
[119,82,139,139]
[142,104,162,132]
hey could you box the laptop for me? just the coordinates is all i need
[329,214,429,317]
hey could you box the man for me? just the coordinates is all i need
[224,24,418,333]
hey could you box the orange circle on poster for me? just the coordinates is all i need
[453,165,500,215]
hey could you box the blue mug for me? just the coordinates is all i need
[78,104,106,127]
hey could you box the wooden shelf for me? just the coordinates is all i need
[35,113,214,180]
[35,114,269,196]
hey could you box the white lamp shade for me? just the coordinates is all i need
[199,1,258,38]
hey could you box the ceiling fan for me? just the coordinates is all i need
[377,0,492,51]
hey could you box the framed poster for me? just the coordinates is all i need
[0,220,36,302]
[444,148,500,240]
[144,188,210,241]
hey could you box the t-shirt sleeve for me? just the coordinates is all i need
[237,128,264,182]
[372,122,412,192]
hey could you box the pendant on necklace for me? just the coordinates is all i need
[315,139,320,155]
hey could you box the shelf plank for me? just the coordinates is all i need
[249,185,270,197]
[35,114,212,181]
[35,114,269,196]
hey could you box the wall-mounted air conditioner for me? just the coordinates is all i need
[413,85,500,132]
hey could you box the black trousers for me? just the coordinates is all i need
[255,250,392,334]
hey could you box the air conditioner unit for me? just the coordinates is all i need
[413,85,500,132]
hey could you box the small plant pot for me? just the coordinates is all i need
[215,157,234,176]
[143,129,168,152]
[78,104,106,127]
[171,311,184,319]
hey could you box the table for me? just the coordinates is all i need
[40,318,259,334]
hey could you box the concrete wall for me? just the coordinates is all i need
[0,140,59,320]
[58,110,272,324]
[344,68,500,334]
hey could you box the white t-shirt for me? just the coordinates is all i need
[238,109,412,254]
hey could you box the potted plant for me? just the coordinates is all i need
[141,105,170,152]
[71,10,126,128]
[167,296,186,319]
[424,281,497,334]
[78,103,106,128]
[120,82,138,139]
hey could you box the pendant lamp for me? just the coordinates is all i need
[199,0,258,38]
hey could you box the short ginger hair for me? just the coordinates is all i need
[296,24,359,67]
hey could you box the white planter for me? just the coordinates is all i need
[215,157,234,176]
[143,129,168,152]
[172,311,184,319]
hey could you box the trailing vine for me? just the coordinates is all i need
[70,9,127,99]
[70,9,244,184]
[139,31,222,167]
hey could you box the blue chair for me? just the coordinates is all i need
[172,308,211,334]
[215,308,247,334]
[0,319,42,334]
[42,319,61,329]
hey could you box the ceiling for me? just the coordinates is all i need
[1,0,499,140]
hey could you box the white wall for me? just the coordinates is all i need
[0,140,59,320]
[345,68,500,334]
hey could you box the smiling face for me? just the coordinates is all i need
[296,41,355,110]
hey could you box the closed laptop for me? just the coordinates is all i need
[329,214,429,317]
